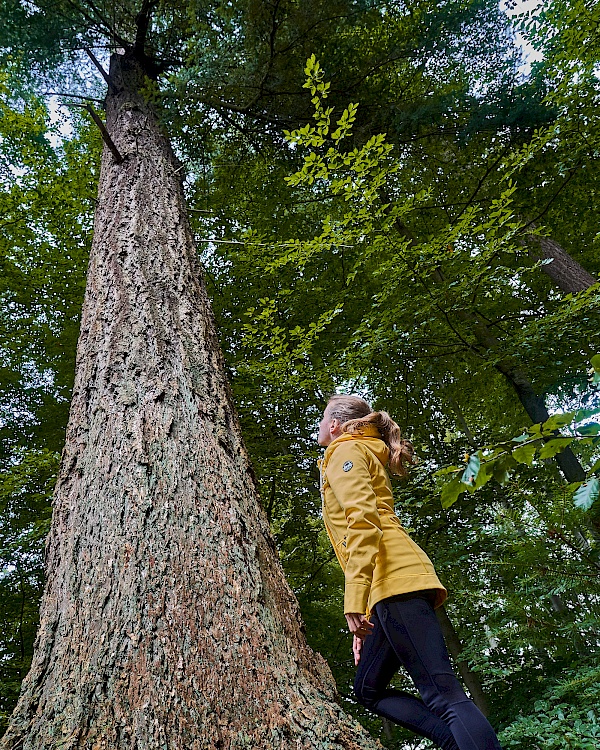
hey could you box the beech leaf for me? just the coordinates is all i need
[539,437,573,459]
[441,478,465,509]
[512,441,537,465]
[435,465,461,476]
[578,423,600,436]
[542,412,576,432]
[573,478,600,511]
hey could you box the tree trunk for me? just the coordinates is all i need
[493,358,586,483]
[401,218,593,482]
[524,231,597,293]
[464,313,586,483]
[435,607,490,717]
[1,53,379,750]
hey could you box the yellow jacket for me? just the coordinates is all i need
[319,425,447,615]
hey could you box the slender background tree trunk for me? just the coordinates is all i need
[1,53,379,750]
[524,231,597,293]
[435,608,489,717]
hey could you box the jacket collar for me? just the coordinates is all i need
[322,425,386,464]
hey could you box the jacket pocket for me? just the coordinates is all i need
[335,535,349,562]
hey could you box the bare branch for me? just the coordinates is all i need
[207,98,298,127]
[84,48,111,88]
[85,105,124,164]
[63,0,129,49]
[44,91,105,105]
[522,165,582,230]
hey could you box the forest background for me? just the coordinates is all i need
[1,0,600,747]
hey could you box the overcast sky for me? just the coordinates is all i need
[502,0,544,72]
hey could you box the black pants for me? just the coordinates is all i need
[354,593,502,750]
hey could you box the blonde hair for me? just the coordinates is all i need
[327,395,415,477]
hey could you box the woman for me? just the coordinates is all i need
[318,395,502,750]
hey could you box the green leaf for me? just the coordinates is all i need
[491,454,515,485]
[542,412,576,432]
[574,407,600,422]
[539,437,573,459]
[590,354,600,372]
[434,465,461,476]
[492,466,511,485]
[441,478,465,509]
[578,423,600,436]
[573,478,600,511]
[512,433,529,443]
[461,453,481,486]
[512,441,537,465]
[468,459,494,492]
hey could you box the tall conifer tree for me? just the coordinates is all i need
[0,1,384,746]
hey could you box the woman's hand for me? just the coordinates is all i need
[346,614,373,666]
[352,635,363,666]
[345,612,374,640]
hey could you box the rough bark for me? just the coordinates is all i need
[1,53,379,750]
[524,231,597,293]
[435,607,489,717]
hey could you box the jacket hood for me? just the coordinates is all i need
[324,424,390,467]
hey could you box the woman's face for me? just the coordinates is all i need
[318,405,340,447]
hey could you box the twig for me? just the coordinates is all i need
[522,165,582,231]
[44,91,105,105]
[85,105,124,164]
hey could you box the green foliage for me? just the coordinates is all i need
[435,356,600,511]
[0,79,98,452]
[212,52,600,744]
[2,0,600,745]
[0,448,58,727]
[499,666,600,749]
[0,79,98,732]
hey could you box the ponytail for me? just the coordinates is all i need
[327,395,415,477]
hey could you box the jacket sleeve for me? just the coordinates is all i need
[326,442,382,614]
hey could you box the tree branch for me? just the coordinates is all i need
[134,0,158,58]
[84,47,111,88]
[64,0,129,49]
[522,165,582,231]
[44,91,105,105]
[454,145,513,223]
[85,105,124,164]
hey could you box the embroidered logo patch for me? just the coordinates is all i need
[342,461,353,472]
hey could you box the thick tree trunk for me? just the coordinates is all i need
[1,53,379,750]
